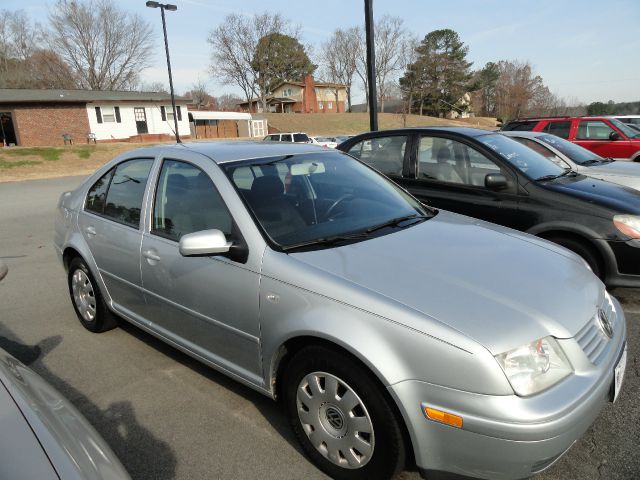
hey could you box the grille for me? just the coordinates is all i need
[575,295,616,365]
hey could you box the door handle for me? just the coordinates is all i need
[85,226,97,236]
[142,249,161,262]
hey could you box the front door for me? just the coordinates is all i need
[574,119,632,159]
[134,107,148,134]
[404,135,521,228]
[139,157,262,381]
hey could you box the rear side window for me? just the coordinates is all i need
[99,159,153,227]
[86,169,114,214]
[542,121,571,139]
[347,135,407,176]
[293,133,309,142]
[502,121,537,131]
[281,134,292,142]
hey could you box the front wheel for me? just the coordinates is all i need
[283,345,405,480]
[68,257,117,333]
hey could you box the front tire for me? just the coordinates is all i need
[547,236,604,280]
[68,257,117,333]
[283,345,405,480]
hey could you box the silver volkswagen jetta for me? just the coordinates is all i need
[54,142,627,480]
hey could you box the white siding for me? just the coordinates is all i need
[87,102,190,141]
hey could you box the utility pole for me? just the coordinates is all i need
[364,0,378,131]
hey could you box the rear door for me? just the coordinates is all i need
[78,157,154,317]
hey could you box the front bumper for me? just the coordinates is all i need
[389,298,627,480]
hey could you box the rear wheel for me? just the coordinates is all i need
[283,345,405,480]
[68,257,117,332]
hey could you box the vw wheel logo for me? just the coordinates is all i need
[597,308,613,338]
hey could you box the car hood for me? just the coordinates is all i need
[0,349,130,480]
[288,211,603,355]
[583,161,640,190]
[540,174,640,213]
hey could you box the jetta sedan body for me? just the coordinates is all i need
[54,142,626,480]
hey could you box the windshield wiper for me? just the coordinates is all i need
[535,169,576,181]
[282,214,428,252]
[365,213,428,234]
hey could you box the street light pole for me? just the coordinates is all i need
[146,1,181,143]
[364,0,378,131]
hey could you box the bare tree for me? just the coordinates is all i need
[48,0,154,90]
[321,27,359,112]
[138,81,168,93]
[216,93,243,111]
[208,12,294,113]
[187,78,211,109]
[373,16,406,113]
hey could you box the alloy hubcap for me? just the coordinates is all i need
[296,371,374,469]
[71,269,96,322]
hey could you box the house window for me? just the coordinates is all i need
[328,102,333,109]
[101,106,116,123]
[318,101,324,110]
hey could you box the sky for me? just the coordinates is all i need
[6,0,640,105]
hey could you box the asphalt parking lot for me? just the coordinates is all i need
[1,176,639,480]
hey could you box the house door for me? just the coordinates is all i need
[0,112,17,146]
[134,107,148,134]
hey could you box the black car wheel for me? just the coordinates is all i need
[284,345,405,480]
[68,257,117,332]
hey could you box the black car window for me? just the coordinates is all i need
[85,168,114,214]
[347,135,406,176]
[542,121,571,139]
[293,133,309,142]
[281,134,292,142]
[502,121,537,131]
[418,136,503,187]
[102,159,153,228]
[576,120,614,140]
[152,160,232,241]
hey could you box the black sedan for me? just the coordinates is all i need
[338,127,640,288]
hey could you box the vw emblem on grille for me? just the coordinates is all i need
[597,308,613,338]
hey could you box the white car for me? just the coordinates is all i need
[263,132,311,143]
[310,136,338,148]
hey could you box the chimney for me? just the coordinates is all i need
[303,75,317,113]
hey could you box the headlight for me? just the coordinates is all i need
[613,214,640,239]
[495,336,573,396]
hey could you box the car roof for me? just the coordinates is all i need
[350,126,497,138]
[165,141,330,164]
[500,131,546,139]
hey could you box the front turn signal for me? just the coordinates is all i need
[424,407,463,428]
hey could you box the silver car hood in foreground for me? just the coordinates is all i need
[289,211,602,355]
[0,350,130,480]
[584,161,640,191]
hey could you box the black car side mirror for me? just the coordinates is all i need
[609,131,622,141]
[485,173,508,190]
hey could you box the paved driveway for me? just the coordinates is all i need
[0,176,638,480]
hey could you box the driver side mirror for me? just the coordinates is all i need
[179,229,232,257]
[609,131,622,141]
[485,173,508,191]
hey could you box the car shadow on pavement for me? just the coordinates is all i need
[0,327,178,480]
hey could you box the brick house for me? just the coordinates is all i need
[0,89,191,147]
[238,75,348,114]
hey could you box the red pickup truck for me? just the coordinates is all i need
[501,116,640,161]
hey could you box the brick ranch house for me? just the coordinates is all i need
[0,89,191,147]
[238,75,348,114]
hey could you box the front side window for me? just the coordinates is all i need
[153,160,232,241]
[542,121,571,139]
[90,158,153,227]
[576,120,614,140]
[477,133,564,180]
[347,135,407,176]
[418,136,503,186]
[225,152,428,249]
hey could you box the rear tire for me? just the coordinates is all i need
[283,345,405,480]
[68,257,117,333]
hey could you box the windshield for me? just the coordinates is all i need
[536,134,604,164]
[225,151,429,249]
[609,117,640,138]
[477,133,565,180]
